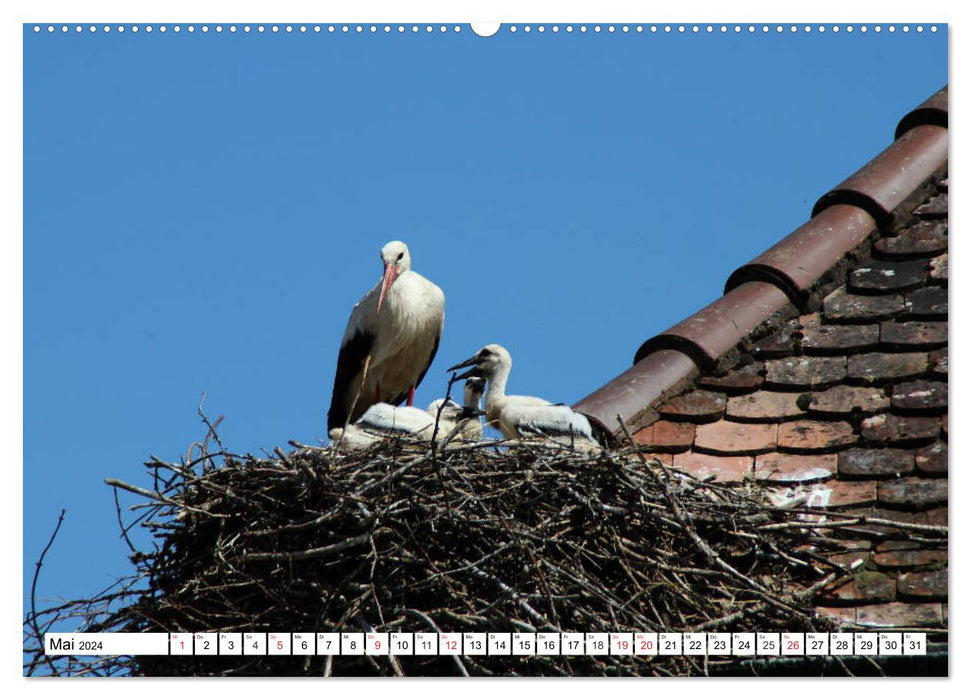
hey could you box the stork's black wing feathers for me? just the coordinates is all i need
[327,330,374,430]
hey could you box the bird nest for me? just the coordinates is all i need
[25,426,944,677]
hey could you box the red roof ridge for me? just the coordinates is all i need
[575,86,948,436]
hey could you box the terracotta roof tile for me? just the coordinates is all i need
[800,316,880,354]
[634,420,695,453]
[656,390,727,423]
[764,356,846,389]
[874,220,947,259]
[819,571,896,605]
[928,252,948,281]
[876,478,948,510]
[838,448,914,479]
[693,421,776,455]
[696,361,765,394]
[815,606,858,627]
[918,507,947,527]
[913,192,948,218]
[897,569,947,601]
[903,286,947,320]
[914,441,947,475]
[725,391,806,422]
[824,480,877,508]
[848,260,928,294]
[777,420,855,453]
[929,348,947,377]
[890,380,947,413]
[822,288,905,323]
[754,453,836,483]
[846,352,928,383]
[671,452,753,482]
[808,385,889,416]
[860,414,941,446]
[855,602,944,628]
[873,541,946,569]
[880,320,947,349]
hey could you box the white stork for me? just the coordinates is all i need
[427,375,487,441]
[329,402,438,449]
[327,241,445,432]
[447,344,601,448]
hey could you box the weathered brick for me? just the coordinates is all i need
[697,362,765,394]
[880,320,948,349]
[672,452,753,482]
[825,480,877,508]
[904,286,948,320]
[860,414,941,445]
[856,602,944,628]
[874,220,947,258]
[754,453,837,483]
[657,390,726,423]
[800,320,879,354]
[751,322,798,359]
[808,386,889,416]
[840,507,920,537]
[874,541,946,569]
[849,260,928,294]
[823,288,905,322]
[877,478,948,510]
[918,507,948,527]
[838,448,914,479]
[915,441,947,475]
[847,352,927,383]
[929,253,947,281]
[694,421,776,455]
[891,380,947,413]
[897,569,947,600]
[826,542,872,569]
[764,356,846,389]
[777,420,856,453]
[635,420,695,453]
[820,571,896,605]
[914,192,948,218]
[815,606,858,627]
[725,392,806,422]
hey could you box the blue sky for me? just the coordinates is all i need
[23,21,946,624]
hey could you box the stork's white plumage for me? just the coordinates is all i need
[327,241,445,431]
[328,402,438,449]
[447,344,601,448]
[427,375,487,441]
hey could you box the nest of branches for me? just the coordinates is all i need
[25,425,947,677]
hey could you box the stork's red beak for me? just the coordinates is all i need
[376,263,398,315]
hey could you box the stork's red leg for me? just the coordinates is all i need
[407,386,415,406]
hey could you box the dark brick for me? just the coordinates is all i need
[777,420,856,453]
[929,253,947,282]
[874,541,946,569]
[856,602,943,628]
[657,390,727,423]
[820,571,896,605]
[929,348,947,377]
[897,569,947,601]
[860,414,941,445]
[847,352,927,383]
[697,362,765,394]
[800,318,879,355]
[880,321,947,349]
[764,356,846,389]
[848,260,927,294]
[904,286,948,320]
[673,452,753,482]
[891,380,947,413]
[751,322,798,359]
[877,478,948,509]
[754,453,837,483]
[808,386,889,416]
[838,448,914,479]
[634,420,695,453]
[914,192,948,218]
[823,288,905,322]
[694,421,776,456]
[874,220,948,259]
[725,392,805,422]
[915,441,947,475]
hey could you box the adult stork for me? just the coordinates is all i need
[327,241,445,432]
[447,344,601,448]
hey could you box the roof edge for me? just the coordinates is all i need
[895,86,948,140]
